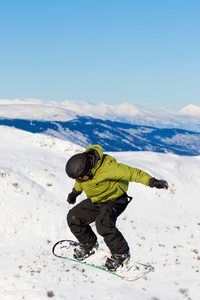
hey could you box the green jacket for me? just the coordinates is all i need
[74,145,152,203]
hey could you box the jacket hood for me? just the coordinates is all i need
[85,145,104,172]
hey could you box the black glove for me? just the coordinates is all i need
[67,188,82,204]
[149,177,168,189]
[67,192,77,204]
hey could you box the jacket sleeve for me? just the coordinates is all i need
[74,180,84,194]
[106,161,153,186]
[128,166,153,186]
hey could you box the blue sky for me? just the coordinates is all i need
[0,0,199,111]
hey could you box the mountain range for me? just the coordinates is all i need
[0,99,200,156]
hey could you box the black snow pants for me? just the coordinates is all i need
[67,193,130,254]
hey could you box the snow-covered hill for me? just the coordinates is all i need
[1,126,200,300]
[1,99,200,132]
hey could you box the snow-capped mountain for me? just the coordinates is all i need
[1,126,200,300]
[0,99,200,132]
[0,99,200,156]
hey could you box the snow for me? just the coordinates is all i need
[1,125,200,300]
[0,99,77,122]
[179,104,200,117]
[158,132,200,150]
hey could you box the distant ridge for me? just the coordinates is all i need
[0,99,200,133]
[0,117,200,156]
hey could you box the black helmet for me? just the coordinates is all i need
[65,153,90,179]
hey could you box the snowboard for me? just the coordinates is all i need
[52,240,154,281]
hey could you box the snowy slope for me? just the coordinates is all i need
[0,99,200,132]
[0,125,200,300]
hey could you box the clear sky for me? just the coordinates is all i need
[0,0,199,111]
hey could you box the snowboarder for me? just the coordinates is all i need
[65,144,168,271]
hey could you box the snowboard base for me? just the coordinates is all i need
[52,240,154,281]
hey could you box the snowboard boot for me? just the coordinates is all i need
[105,252,130,271]
[73,241,99,261]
